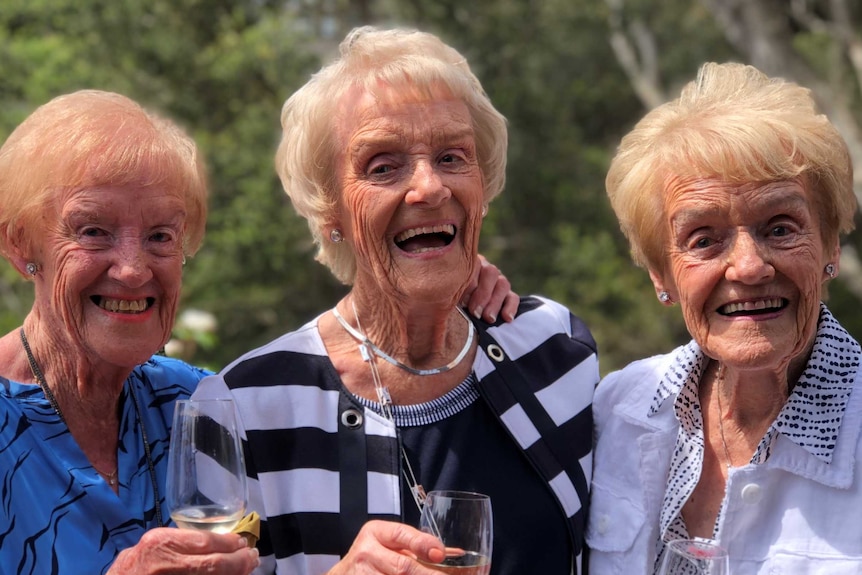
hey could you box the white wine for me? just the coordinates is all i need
[170,505,244,533]
[419,551,491,575]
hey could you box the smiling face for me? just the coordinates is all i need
[333,84,485,305]
[32,184,186,370]
[653,177,835,372]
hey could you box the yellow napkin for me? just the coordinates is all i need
[232,511,260,548]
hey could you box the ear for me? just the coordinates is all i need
[648,268,671,301]
[1,223,30,279]
[826,242,841,279]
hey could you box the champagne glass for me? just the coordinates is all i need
[658,539,730,575]
[419,490,493,574]
[166,398,247,533]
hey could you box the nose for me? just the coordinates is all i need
[404,159,450,207]
[724,231,774,284]
[108,240,154,287]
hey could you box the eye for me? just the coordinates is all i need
[693,236,715,249]
[81,226,107,237]
[149,230,174,243]
[770,224,789,237]
[370,164,394,175]
[439,151,467,166]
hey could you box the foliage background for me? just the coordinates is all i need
[1,0,860,375]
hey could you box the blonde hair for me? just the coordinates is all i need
[275,26,508,284]
[0,90,208,261]
[606,62,855,274]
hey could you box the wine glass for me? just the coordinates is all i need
[658,539,730,575]
[419,490,493,575]
[166,398,247,533]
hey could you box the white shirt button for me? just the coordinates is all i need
[741,483,762,504]
[596,514,610,535]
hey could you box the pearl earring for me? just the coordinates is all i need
[329,229,344,243]
[658,291,671,303]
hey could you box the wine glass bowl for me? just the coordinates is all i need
[658,538,730,575]
[419,490,493,575]
[166,398,247,533]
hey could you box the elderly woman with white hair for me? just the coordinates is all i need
[195,26,599,575]
[587,62,862,573]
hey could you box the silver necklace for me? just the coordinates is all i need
[332,302,475,376]
[334,304,441,513]
[714,363,734,469]
[19,328,163,525]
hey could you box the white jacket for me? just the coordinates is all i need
[587,337,862,574]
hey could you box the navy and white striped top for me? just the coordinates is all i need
[194,295,599,575]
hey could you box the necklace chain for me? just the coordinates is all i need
[714,363,734,469]
[333,302,475,376]
[19,328,163,525]
[336,303,446,513]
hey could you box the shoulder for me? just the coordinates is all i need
[594,350,677,420]
[493,295,597,353]
[209,315,335,392]
[221,315,325,371]
[132,355,211,395]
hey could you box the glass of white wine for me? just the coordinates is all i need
[658,538,730,575]
[166,398,247,533]
[419,490,493,575]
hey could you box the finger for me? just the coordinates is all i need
[169,530,250,555]
[187,547,260,575]
[376,521,444,556]
[464,267,498,320]
[479,274,513,323]
[501,291,519,322]
[460,256,484,308]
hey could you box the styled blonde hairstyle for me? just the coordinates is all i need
[606,62,856,274]
[0,90,208,263]
[275,26,508,285]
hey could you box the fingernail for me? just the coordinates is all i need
[488,313,496,323]
[472,306,484,319]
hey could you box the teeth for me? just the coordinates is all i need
[721,298,783,314]
[394,224,455,244]
[99,298,149,313]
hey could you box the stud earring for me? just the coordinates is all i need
[825,263,836,278]
[329,229,344,243]
[481,205,488,217]
[182,254,187,265]
[25,262,39,276]
[658,291,671,304]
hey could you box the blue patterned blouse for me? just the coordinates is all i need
[0,355,209,575]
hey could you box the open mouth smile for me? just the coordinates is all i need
[718,297,787,316]
[92,296,155,314]
[394,224,456,254]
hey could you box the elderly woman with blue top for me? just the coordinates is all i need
[587,62,862,573]
[0,90,260,574]
[194,26,599,575]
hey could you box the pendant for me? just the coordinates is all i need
[412,484,427,506]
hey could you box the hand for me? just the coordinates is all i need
[326,520,446,575]
[462,254,518,323]
[107,527,260,575]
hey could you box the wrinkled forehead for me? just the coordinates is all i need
[333,80,462,146]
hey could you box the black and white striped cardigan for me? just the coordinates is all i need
[195,295,598,574]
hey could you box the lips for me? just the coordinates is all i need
[394,224,456,253]
[718,297,787,316]
[92,296,154,314]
